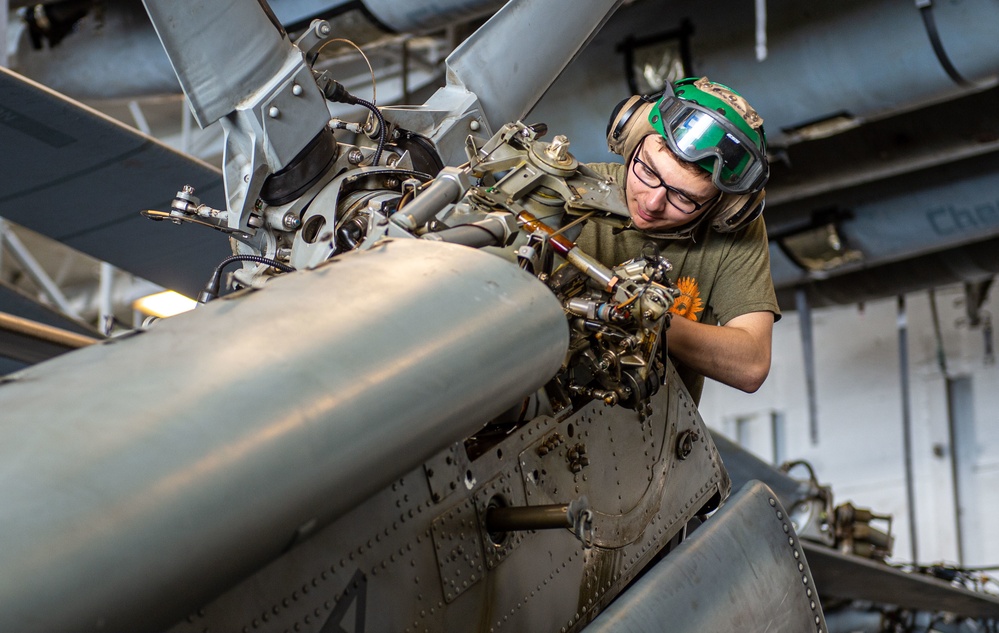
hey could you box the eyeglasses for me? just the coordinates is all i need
[631,140,717,215]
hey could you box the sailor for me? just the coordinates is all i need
[578,77,780,403]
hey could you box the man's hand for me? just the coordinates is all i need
[665,311,774,393]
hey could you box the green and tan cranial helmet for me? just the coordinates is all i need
[607,77,770,235]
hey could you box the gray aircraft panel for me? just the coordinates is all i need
[0,67,228,298]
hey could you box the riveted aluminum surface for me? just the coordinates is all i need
[586,480,829,633]
[174,468,439,633]
[424,442,472,506]
[431,498,486,603]
[521,400,664,544]
[520,364,728,551]
[165,361,731,633]
[474,470,528,570]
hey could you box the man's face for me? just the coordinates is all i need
[625,135,719,232]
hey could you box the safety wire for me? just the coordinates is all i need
[315,38,377,104]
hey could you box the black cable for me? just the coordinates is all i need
[198,255,296,304]
[354,97,387,166]
[918,3,973,88]
[314,73,387,166]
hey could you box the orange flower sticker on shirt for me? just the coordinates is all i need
[669,276,704,321]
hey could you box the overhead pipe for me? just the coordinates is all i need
[897,295,920,564]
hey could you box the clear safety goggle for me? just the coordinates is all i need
[650,93,768,195]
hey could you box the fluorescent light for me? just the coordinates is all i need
[132,290,197,318]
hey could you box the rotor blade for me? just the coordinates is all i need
[140,0,294,128]
[0,67,227,298]
[711,431,812,507]
[803,541,999,619]
[586,480,828,632]
[445,0,623,131]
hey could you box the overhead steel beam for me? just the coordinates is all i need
[1,222,81,320]
[0,310,98,365]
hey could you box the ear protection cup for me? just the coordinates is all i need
[606,95,658,160]
[606,96,633,141]
[710,189,766,233]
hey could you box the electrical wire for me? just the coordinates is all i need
[353,97,387,166]
[198,255,296,304]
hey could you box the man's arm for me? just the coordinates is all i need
[664,311,774,393]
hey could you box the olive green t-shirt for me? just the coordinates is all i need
[576,162,781,403]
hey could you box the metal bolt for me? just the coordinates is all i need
[268,106,280,118]
[676,430,695,460]
[182,184,194,194]
[319,21,331,35]
[470,120,481,131]
[292,83,303,96]
[347,149,364,164]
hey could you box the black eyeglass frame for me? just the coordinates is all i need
[630,138,719,215]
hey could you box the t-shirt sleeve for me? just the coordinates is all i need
[585,162,626,185]
[711,217,782,324]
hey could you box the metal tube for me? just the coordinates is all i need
[361,0,505,32]
[0,239,569,633]
[946,376,972,565]
[0,0,7,69]
[517,210,618,290]
[795,288,819,444]
[391,169,468,231]
[486,504,572,532]
[421,219,505,248]
[0,311,99,350]
[932,287,967,564]
[852,524,892,549]
[98,262,114,336]
[897,295,920,563]
[0,228,81,320]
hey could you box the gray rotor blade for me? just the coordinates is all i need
[141,0,293,128]
[445,0,623,130]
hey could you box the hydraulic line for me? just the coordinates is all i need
[199,255,296,304]
[518,210,619,292]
